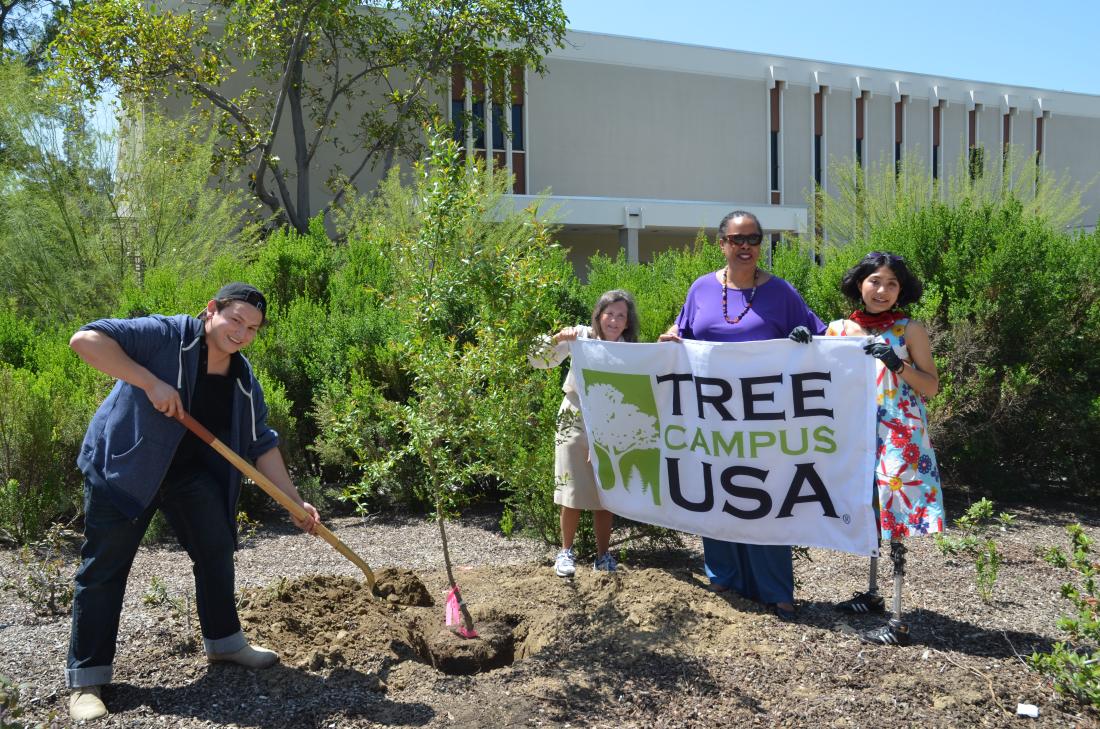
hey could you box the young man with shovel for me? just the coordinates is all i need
[65,283,321,722]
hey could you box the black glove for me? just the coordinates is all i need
[788,326,813,344]
[863,341,904,373]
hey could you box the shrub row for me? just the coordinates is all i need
[1,164,1097,544]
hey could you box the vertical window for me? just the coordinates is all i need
[510,65,525,193]
[451,66,466,146]
[1002,110,1012,167]
[813,87,825,239]
[968,106,984,180]
[769,83,782,204]
[491,106,506,151]
[1035,115,1044,163]
[450,64,525,193]
[932,101,942,181]
[471,100,486,150]
[1035,114,1045,190]
[471,76,486,155]
[855,92,865,169]
[813,89,824,186]
[894,96,906,176]
[509,105,524,150]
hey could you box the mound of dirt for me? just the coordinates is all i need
[237,565,755,680]
[374,567,434,606]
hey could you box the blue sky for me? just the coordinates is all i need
[560,1,1100,96]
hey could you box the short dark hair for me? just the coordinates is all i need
[718,210,764,238]
[591,289,640,342]
[839,251,924,308]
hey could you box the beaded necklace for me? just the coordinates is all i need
[721,267,759,325]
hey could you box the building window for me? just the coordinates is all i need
[968,106,983,181]
[471,100,486,150]
[1035,113,1045,190]
[814,89,824,187]
[855,91,866,169]
[1035,115,1044,164]
[451,64,525,194]
[1002,109,1013,168]
[769,83,782,204]
[932,101,942,181]
[493,104,524,151]
[894,96,906,176]
[451,66,466,145]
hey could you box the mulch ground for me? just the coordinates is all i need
[2,501,1098,728]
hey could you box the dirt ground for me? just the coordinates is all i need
[2,502,1099,728]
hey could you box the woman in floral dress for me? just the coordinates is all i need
[825,251,944,645]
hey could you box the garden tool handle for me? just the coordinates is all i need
[174,411,376,588]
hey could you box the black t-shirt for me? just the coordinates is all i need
[167,338,238,478]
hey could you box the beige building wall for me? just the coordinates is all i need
[526,59,766,202]
[979,106,1000,178]
[782,84,811,206]
[556,228,702,277]
[1046,114,1100,228]
[154,24,1100,243]
[905,97,929,165]
[825,87,853,196]
[1010,110,1031,151]
[866,94,893,169]
[941,104,967,183]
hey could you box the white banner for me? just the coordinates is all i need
[570,338,879,556]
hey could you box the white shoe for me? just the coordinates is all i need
[207,643,279,668]
[554,548,576,577]
[69,685,108,721]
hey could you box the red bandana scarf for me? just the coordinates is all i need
[849,309,908,331]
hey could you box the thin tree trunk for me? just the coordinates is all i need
[288,54,311,231]
[436,499,476,636]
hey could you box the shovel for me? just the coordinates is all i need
[175,411,376,590]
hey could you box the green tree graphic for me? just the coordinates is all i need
[581,371,662,505]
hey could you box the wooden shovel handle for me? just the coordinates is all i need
[175,411,376,588]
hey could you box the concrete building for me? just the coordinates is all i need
[159,17,1100,271]
[452,30,1100,269]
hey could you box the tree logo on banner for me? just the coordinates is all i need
[581,371,662,505]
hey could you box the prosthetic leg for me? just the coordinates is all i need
[861,539,911,645]
[836,490,885,615]
[836,555,886,613]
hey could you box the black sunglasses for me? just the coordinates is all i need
[864,251,905,263]
[719,234,763,247]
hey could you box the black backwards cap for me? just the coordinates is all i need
[214,282,267,321]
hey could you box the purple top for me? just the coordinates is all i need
[675,272,826,343]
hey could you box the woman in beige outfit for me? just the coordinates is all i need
[529,290,640,576]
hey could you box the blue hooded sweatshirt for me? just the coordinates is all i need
[76,314,279,521]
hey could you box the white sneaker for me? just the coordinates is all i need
[207,643,279,668]
[69,685,108,721]
[554,548,576,577]
[593,552,618,572]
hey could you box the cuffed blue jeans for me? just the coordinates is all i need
[66,468,245,688]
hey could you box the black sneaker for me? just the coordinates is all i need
[836,590,885,614]
[860,619,911,646]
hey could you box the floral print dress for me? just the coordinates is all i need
[826,318,945,540]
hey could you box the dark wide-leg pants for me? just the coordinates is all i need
[66,469,245,688]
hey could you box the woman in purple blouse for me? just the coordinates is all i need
[660,210,825,620]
